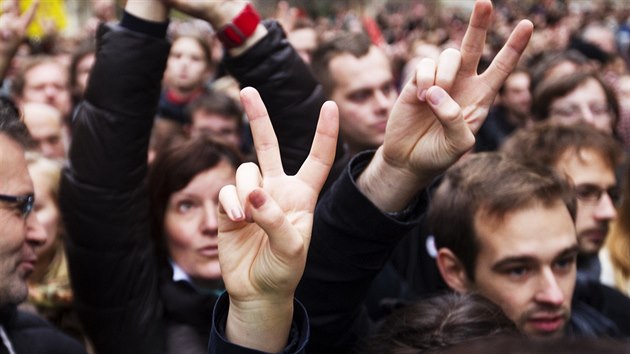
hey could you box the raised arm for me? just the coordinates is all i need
[358,0,533,212]
[60,1,171,353]
[211,87,338,353]
[163,0,347,187]
[297,1,533,352]
[0,0,38,81]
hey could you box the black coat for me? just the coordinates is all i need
[61,15,322,354]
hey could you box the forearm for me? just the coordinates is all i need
[357,147,429,212]
[0,46,18,81]
[125,0,168,23]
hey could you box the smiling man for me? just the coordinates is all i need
[0,98,85,353]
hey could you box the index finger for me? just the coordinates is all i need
[480,19,533,92]
[296,101,339,192]
[18,0,39,30]
[459,0,493,76]
[240,87,285,177]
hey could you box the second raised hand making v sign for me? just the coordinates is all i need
[216,87,339,353]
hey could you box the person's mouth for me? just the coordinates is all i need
[198,245,219,258]
[527,314,565,334]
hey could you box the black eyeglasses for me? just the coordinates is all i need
[575,184,620,206]
[0,194,34,218]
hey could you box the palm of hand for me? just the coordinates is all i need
[382,0,532,180]
[218,174,316,302]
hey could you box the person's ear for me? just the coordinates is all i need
[436,248,472,293]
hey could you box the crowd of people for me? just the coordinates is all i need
[1,0,630,353]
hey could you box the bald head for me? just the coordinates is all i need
[22,103,67,160]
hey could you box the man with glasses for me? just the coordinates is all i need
[502,122,622,281]
[0,98,85,353]
[502,122,630,335]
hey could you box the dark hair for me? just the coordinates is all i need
[528,50,590,93]
[148,135,242,263]
[311,32,373,98]
[429,153,576,281]
[531,71,619,129]
[361,293,518,354]
[69,38,96,100]
[186,90,243,132]
[501,122,623,172]
[0,96,32,147]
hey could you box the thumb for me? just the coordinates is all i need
[247,188,307,260]
[425,86,475,155]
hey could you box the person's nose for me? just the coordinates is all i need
[594,192,617,221]
[200,201,218,236]
[534,268,565,308]
[25,211,47,247]
[374,89,392,113]
[580,104,595,125]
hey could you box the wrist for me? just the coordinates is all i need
[357,148,429,212]
[226,297,294,352]
[215,3,267,56]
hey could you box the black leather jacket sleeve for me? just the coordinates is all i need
[296,151,428,353]
[223,20,348,190]
[60,22,170,354]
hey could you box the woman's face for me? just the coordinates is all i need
[164,160,235,283]
[28,165,61,260]
[165,37,209,92]
[548,78,614,134]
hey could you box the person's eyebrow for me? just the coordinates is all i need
[491,244,580,272]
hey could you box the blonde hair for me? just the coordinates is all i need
[25,152,62,203]
[604,162,630,295]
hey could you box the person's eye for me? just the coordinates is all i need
[576,185,600,201]
[348,90,371,103]
[176,200,196,213]
[381,83,394,96]
[554,256,576,272]
[590,104,610,116]
[505,266,529,279]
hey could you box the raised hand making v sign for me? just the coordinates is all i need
[357,0,534,212]
[216,87,339,353]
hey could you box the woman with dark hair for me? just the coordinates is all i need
[531,71,619,135]
[148,135,241,290]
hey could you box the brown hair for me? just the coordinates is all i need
[429,153,576,281]
[361,292,518,354]
[531,71,619,129]
[501,122,623,171]
[605,162,630,295]
[148,135,242,263]
[311,32,373,99]
[186,90,243,132]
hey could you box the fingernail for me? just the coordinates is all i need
[230,207,244,221]
[418,89,427,102]
[248,189,265,209]
[428,87,445,105]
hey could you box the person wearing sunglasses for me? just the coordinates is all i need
[0,98,86,353]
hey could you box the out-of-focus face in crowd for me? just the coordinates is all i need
[329,46,396,154]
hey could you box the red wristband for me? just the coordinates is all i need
[217,3,261,49]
